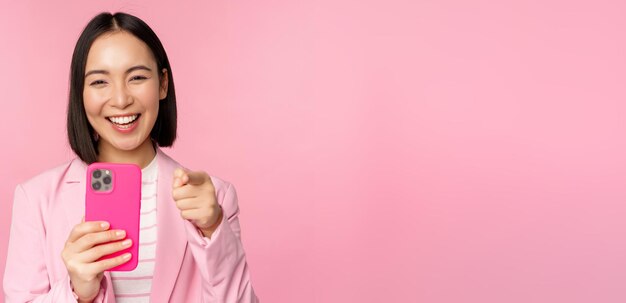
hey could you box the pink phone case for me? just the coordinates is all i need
[85,162,141,271]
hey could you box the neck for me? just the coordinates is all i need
[97,139,156,169]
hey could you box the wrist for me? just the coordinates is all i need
[72,289,94,303]
[70,280,96,303]
[199,206,223,238]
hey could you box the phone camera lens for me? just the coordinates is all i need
[103,176,112,185]
[93,170,102,178]
[92,182,102,190]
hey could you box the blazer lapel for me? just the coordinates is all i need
[150,148,188,303]
[61,158,88,232]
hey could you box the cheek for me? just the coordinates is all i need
[135,83,161,112]
[83,90,106,118]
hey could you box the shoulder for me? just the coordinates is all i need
[209,174,233,195]
[17,158,86,196]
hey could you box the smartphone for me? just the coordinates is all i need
[85,162,141,271]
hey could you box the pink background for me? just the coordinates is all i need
[1,0,626,302]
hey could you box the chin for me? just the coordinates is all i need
[120,140,146,150]
[107,136,148,152]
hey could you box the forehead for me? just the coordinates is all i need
[85,31,156,72]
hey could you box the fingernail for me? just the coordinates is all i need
[122,239,132,247]
[101,222,109,229]
[123,253,131,260]
[116,230,126,237]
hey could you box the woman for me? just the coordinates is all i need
[3,12,258,303]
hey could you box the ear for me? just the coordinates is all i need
[159,68,169,100]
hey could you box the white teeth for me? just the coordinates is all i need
[108,114,138,125]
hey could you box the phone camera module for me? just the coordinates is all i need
[91,169,113,192]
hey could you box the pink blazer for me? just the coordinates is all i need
[3,148,259,302]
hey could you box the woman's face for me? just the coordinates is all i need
[83,30,167,153]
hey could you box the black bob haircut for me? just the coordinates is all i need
[67,12,177,164]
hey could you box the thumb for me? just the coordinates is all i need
[173,167,187,188]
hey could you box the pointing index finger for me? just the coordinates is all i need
[184,171,207,186]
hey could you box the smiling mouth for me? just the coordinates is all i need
[106,114,141,129]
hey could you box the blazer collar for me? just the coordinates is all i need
[61,148,188,302]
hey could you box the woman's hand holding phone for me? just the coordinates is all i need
[61,219,132,302]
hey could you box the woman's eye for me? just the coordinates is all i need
[89,80,106,86]
[130,75,148,81]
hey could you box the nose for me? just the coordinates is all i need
[110,83,134,108]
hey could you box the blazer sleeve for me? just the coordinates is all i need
[3,184,107,303]
[183,182,259,303]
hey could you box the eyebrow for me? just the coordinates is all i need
[84,65,152,78]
